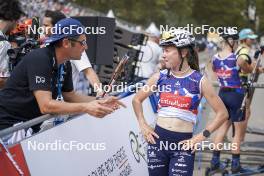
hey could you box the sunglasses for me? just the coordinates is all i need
[161,31,175,41]
[68,38,87,46]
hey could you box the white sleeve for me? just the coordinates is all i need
[71,51,92,72]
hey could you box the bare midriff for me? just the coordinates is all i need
[156,116,194,133]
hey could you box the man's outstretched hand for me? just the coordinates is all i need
[98,96,126,110]
[84,96,126,118]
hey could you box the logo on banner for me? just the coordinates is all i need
[87,146,132,176]
[129,131,148,163]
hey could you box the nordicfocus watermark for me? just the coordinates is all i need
[93,82,172,94]
[159,141,238,151]
[27,140,106,151]
[27,24,106,35]
[160,24,238,35]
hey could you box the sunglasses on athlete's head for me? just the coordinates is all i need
[161,31,175,41]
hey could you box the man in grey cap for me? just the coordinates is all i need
[0,18,125,131]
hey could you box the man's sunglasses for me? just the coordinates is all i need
[68,38,87,46]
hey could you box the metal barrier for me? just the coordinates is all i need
[0,114,51,138]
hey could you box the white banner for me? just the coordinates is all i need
[20,94,156,176]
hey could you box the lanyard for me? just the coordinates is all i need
[56,64,64,101]
[53,64,65,126]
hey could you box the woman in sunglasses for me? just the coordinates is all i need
[132,29,228,176]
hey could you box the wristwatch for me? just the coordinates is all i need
[202,129,211,138]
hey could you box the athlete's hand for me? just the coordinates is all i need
[179,134,205,153]
[139,122,159,144]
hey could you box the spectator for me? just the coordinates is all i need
[135,22,163,80]
[0,0,24,89]
[236,28,264,142]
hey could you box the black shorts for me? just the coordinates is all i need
[219,88,245,122]
[147,125,195,176]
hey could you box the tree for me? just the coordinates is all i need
[74,0,264,34]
